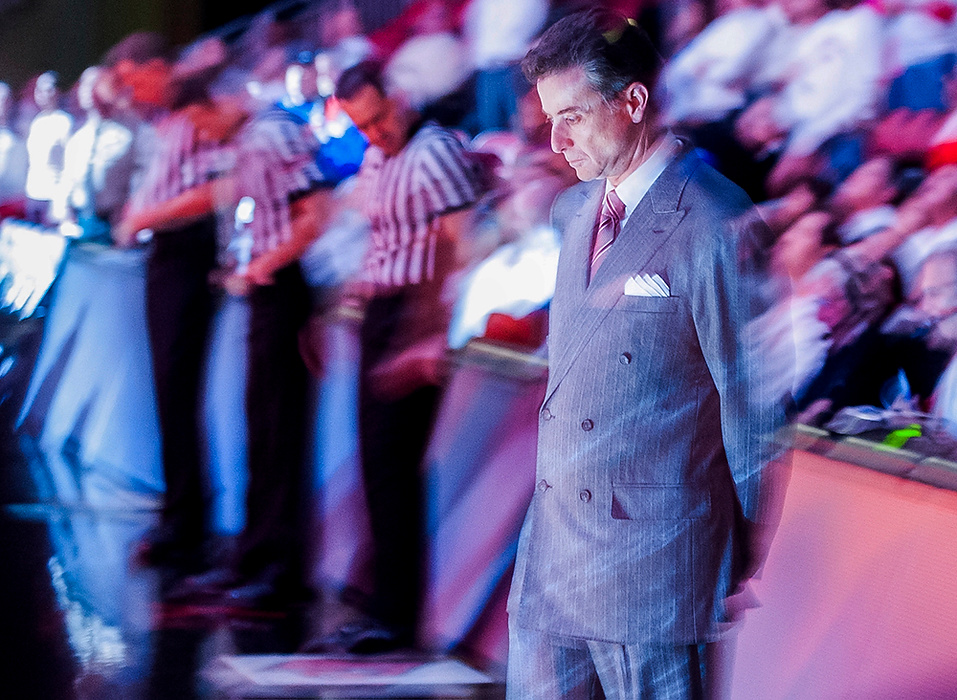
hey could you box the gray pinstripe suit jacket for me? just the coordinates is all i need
[508,144,781,646]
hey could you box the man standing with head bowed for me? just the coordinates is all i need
[313,60,487,654]
[507,9,784,699]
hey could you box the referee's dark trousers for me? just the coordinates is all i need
[236,262,312,589]
[358,287,443,640]
[145,217,218,555]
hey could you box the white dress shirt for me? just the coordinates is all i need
[609,134,681,231]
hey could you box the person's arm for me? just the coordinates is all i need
[437,205,478,266]
[233,188,335,287]
[692,199,788,582]
[114,179,225,247]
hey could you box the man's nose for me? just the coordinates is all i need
[550,123,569,154]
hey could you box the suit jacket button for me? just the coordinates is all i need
[541,407,553,421]
[619,352,632,365]
[537,479,550,493]
[579,489,592,503]
[581,418,594,431]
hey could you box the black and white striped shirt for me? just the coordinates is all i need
[234,107,325,256]
[128,112,235,214]
[357,123,484,289]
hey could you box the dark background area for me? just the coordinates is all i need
[0,0,404,90]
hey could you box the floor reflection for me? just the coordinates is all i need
[0,311,310,699]
[3,505,311,700]
[0,313,502,699]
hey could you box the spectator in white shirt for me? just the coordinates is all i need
[891,164,957,296]
[774,3,884,156]
[0,82,27,208]
[911,247,957,433]
[24,71,72,224]
[662,0,786,127]
[54,66,147,241]
[384,0,471,112]
[463,0,549,133]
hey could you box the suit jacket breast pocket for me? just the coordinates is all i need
[611,484,710,521]
[614,295,680,313]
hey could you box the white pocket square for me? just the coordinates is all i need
[624,273,670,297]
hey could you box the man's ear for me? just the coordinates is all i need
[623,81,649,124]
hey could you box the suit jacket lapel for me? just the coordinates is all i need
[549,181,602,346]
[545,146,697,402]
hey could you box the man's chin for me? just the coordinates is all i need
[569,164,597,182]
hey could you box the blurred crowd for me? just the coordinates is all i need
[660,0,957,437]
[4,0,957,648]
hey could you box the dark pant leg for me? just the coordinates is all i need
[145,220,217,549]
[358,292,442,637]
[237,263,311,587]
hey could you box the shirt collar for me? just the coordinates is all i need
[607,133,680,224]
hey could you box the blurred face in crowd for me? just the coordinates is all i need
[774,181,819,230]
[667,1,707,52]
[734,97,785,153]
[34,72,58,111]
[93,68,123,113]
[176,37,227,78]
[320,5,363,47]
[339,84,412,157]
[717,0,762,14]
[773,210,833,281]
[115,57,174,110]
[917,254,957,319]
[538,66,651,187]
[781,0,828,25]
[913,164,957,225]
[285,62,319,106]
[831,157,896,217]
[516,87,550,146]
[917,252,957,346]
[77,66,103,113]
[184,99,247,145]
[411,0,452,35]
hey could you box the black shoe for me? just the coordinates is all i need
[219,577,311,612]
[163,566,240,604]
[133,526,203,571]
[303,620,411,655]
[166,563,310,611]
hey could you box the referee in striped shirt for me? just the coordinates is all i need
[317,60,487,653]
[118,85,244,583]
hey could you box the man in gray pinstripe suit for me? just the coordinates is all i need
[506,10,784,699]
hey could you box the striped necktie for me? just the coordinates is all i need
[590,187,625,281]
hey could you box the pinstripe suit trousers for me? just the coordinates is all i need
[507,621,718,700]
